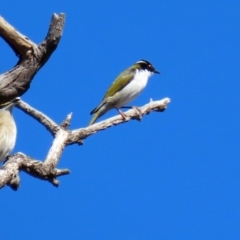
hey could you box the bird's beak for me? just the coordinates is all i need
[154,69,160,74]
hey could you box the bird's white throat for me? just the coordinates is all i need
[135,68,153,81]
[115,69,153,107]
[130,69,153,92]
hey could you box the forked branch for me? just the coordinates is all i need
[0,13,65,104]
[0,13,171,190]
[0,98,170,189]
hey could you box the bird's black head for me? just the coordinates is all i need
[136,60,160,74]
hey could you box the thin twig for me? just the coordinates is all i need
[0,97,170,189]
[16,99,59,136]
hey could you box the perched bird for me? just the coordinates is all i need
[89,59,160,125]
[0,97,20,162]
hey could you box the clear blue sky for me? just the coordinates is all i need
[1,1,240,239]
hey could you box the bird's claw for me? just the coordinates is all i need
[132,106,142,121]
[119,110,127,121]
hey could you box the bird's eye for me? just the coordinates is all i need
[148,64,152,68]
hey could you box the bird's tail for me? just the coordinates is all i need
[88,112,99,126]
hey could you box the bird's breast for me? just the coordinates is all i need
[115,69,152,107]
[0,113,17,162]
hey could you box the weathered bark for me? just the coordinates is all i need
[0,98,170,189]
[0,13,65,104]
[0,14,171,190]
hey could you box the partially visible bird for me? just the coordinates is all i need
[89,60,160,125]
[0,97,20,162]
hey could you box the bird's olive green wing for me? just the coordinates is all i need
[103,68,135,99]
[89,67,135,116]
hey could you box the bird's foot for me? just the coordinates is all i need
[114,106,128,121]
[120,106,142,121]
[132,106,142,121]
[118,109,127,121]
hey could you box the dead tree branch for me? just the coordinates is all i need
[16,100,59,136]
[0,98,171,189]
[67,98,171,144]
[0,13,65,104]
[0,13,171,190]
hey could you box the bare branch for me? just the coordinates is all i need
[0,16,36,57]
[67,98,171,145]
[0,13,65,104]
[60,113,72,130]
[0,98,170,189]
[44,127,69,166]
[38,13,66,67]
[0,153,70,190]
[0,13,171,190]
[16,99,59,136]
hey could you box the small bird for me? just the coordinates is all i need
[89,59,160,125]
[0,97,20,162]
